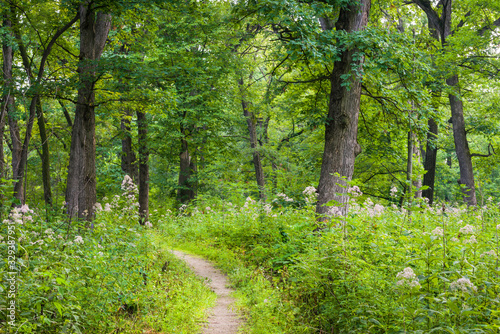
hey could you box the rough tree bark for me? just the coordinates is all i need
[239,77,266,200]
[447,74,476,204]
[66,5,111,220]
[316,0,371,218]
[137,110,149,224]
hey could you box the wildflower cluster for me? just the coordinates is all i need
[431,227,444,236]
[348,185,363,197]
[303,186,317,203]
[276,193,294,202]
[450,278,477,293]
[361,198,384,217]
[396,267,421,289]
[459,224,475,235]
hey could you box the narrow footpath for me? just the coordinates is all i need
[171,250,242,334]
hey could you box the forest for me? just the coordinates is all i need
[1,0,500,333]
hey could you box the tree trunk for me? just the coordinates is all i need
[406,131,413,198]
[447,75,476,205]
[66,5,111,220]
[9,6,78,206]
[121,108,137,181]
[411,0,477,206]
[422,117,438,204]
[316,0,370,218]
[177,137,196,203]
[36,100,52,207]
[137,110,149,225]
[239,77,266,200]
[406,139,424,198]
[0,77,7,220]
[0,104,5,180]
[2,15,23,202]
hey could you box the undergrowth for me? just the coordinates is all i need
[157,194,500,333]
[0,176,215,333]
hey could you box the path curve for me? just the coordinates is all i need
[171,250,241,334]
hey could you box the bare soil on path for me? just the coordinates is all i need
[171,250,242,334]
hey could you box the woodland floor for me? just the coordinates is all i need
[171,250,242,334]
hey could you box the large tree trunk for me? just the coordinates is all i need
[316,1,371,218]
[422,117,438,204]
[36,100,52,207]
[121,108,137,181]
[137,110,149,225]
[239,77,266,200]
[66,5,111,220]
[447,75,476,205]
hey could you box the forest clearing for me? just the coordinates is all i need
[1,0,500,333]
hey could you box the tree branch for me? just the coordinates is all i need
[471,143,495,158]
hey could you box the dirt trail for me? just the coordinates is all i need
[171,250,241,334]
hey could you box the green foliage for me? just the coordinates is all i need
[158,195,500,333]
[0,182,214,333]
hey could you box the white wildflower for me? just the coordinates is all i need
[396,267,420,289]
[450,237,459,242]
[450,278,477,293]
[347,185,362,197]
[303,186,317,197]
[431,227,444,236]
[480,250,497,258]
[144,221,153,228]
[303,186,317,203]
[94,202,102,212]
[74,236,84,244]
[459,224,475,235]
[276,193,293,202]
[464,235,478,244]
[390,186,398,197]
[373,204,384,214]
[328,206,343,216]
[20,204,33,214]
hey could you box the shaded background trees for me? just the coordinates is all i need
[1,0,500,221]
